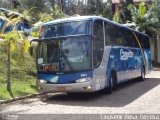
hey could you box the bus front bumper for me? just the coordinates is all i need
[38,81,94,93]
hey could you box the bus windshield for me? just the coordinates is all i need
[37,36,92,73]
[41,21,91,38]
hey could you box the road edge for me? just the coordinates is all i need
[0,93,45,105]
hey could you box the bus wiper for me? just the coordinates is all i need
[61,51,74,71]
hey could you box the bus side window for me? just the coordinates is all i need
[105,23,117,46]
[144,36,150,49]
[105,22,112,45]
[125,32,139,48]
[45,27,57,38]
[115,28,125,46]
[134,33,143,48]
[140,35,150,49]
[93,20,104,68]
[106,25,125,46]
[122,30,135,47]
[111,26,125,46]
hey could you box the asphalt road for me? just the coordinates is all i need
[0,68,160,119]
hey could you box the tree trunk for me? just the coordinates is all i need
[7,42,11,92]
[7,41,14,98]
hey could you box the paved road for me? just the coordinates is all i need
[0,69,160,115]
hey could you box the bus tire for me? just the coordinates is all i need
[103,71,117,94]
[112,71,117,90]
[107,76,113,94]
[108,71,117,93]
[139,67,145,81]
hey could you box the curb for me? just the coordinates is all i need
[0,93,45,105]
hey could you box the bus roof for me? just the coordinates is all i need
[43,16,96,26]
[42,16,149,38]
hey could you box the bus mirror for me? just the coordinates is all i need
[29,39,39,56]
[29,46,33,56]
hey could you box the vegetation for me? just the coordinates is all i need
[0,41,37,100]
[1,32,28,93]
[0,8,38,99]
[112,0,160,63]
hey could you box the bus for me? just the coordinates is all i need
[30,16,151,94]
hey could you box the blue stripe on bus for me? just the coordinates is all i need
[105,47,144,87]
[143,49,152,71]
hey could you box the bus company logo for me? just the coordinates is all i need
[120,49,134,60]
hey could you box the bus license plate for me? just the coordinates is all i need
[57,86,66,91]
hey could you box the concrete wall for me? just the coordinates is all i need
[158,39,160,63]
[151,42,154,61]
[151,39,160,63]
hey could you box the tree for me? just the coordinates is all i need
[12,0,21,8]
[112,0,133,23]
[120,0,132,23]
[112,1,160,63]
[0,15,29,97]
[146,0,160,62]
[127,1,160,62]
[65,0,83,15]
[101,0,113,19]
[0,31,29,97]
[87,0,103,15]
[51,3,64,19]
[20,0,49,21]
[113,11,122,23]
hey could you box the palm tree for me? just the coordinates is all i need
[113,1,160,63]
[100,0,113,19]
[0,17,29,97]
[51,3,64,19]
[113,11,122,23]
[148,0,160,62]
[128,1,160,62]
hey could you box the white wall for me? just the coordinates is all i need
[158,39,160,63]
[151,39,160,63]
[151,42,154,61]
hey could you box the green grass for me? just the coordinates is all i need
[0,79,38,100]
[0,42,38,100]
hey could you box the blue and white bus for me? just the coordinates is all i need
[30,16,151,94]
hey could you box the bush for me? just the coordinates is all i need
[0,42,36,83]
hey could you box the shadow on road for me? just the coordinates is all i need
[41,78,160,107]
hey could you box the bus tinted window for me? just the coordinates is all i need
[105,22,142,48]
[145,36,150,49]
[131,33,139,48]
[94,20,104,40]
[141,35,150,49]
[93,20,104,68]
[104,22,112,45]
[122,29,139,48]
[135,33,150,49]
[105,23,125,46]
[41,21,91,38]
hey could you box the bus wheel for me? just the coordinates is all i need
[102,72,117,94]
[108,72,117,93]
[107,77,113,94]
[139,67,145,81]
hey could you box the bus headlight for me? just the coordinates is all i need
[75,77,91,83]
[39,79,47,83]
